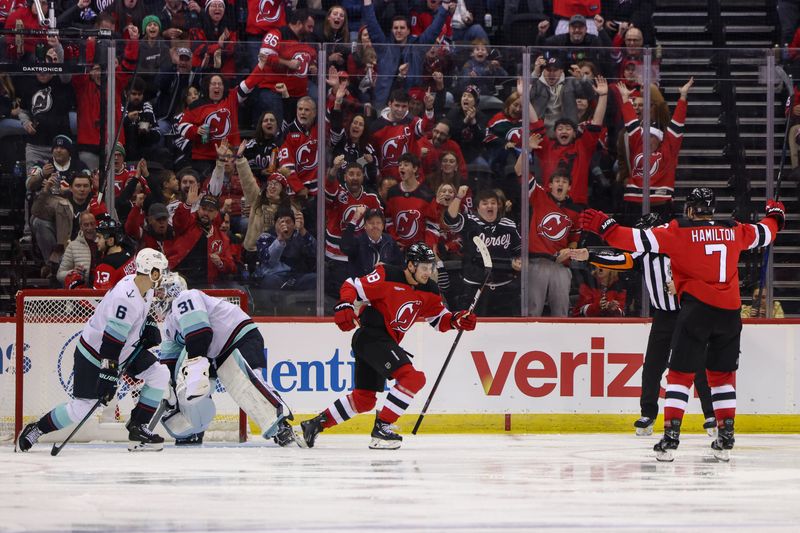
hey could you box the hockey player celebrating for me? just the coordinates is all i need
[580,188,785,461]
[154,273,297,446]
[294,242,477,450]
[17,248,171,452]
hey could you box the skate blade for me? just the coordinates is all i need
[635,426,654,436]
[654,450,675,462]
[128,441,164,452]
[292,426,310,449]
[712,448,730,462]
[368,438,401,450]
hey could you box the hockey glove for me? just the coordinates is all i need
[450,310,477,331]
[765,200,786,231]
[96,359,119,405]
[141,316,161,349]
[579,209,618,238]
[333,302,358,332]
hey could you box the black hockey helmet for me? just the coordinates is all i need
[685,187,715,215]
[405,242,436,266]
[634,212,663,229]
[97,219,123,241]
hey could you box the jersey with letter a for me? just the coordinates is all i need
[77,274,153,364]
[161,289,255,362]
[340,264,453,343]
[604,217,779,309]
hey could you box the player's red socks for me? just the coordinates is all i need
[321,389,378,429]
[378,365,426,424]
[663,370,695,429]
[706,370,736,427]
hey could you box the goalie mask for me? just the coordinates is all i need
[153,272,187,319]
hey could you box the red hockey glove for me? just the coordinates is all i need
[333,302,358,332]
[579,209,618,238]
[765,200,786,231]
[451,310,477,331]
[63,271,84,290]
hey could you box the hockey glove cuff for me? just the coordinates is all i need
[579,209,618,239]
[766,200,786,231]
[96,358,119,405]
[451,310,477,331]
[333,302,358,332]
[141,317,161,349]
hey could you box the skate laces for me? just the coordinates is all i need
[25,425,43,443]
[378,420,399,434]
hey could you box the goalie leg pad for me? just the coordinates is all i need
[161,395,217,439]
[176,355,211,405]
[217,348,292,439]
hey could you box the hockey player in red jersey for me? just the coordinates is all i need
[294,242,477,450]
[93,220,135,290]
[580,187,786,462]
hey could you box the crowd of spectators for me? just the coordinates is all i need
[0,0,704,316]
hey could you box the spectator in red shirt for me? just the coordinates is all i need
[418,119,468,183]
[189,0,238,76]
[370,89,431,181]
[278,96,321,198]
[384,152,440,250]
[3,0,48,58]
[124,201,173,253]
[572,265,627,317]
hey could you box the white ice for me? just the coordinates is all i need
[2,434,800,532]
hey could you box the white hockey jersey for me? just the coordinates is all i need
[77,274,154,364]
[161,289,254,361]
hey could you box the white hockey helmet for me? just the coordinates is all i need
[153,272,187,319]
[135,248,168,281]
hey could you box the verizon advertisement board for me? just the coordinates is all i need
[2,320,798,416]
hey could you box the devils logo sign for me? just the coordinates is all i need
[256,0,281,24]
[390,300,422,332]
[204,108,232,140]
[537,212,573,241]
[395,210,421,240]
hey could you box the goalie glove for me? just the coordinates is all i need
[579,209,618,239]
[450,310,477,331]
[96,358,119,405]
[765,200,786,231]
[333,302,358,332]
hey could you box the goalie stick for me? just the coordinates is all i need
[412,236,492,435]
[50,343,143,456]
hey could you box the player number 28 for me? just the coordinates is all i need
[704,243,728,283]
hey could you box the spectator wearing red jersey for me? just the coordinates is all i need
[384,152,440,250]
[418,120,468,184]
[208,139,246,233]
[244,0,288,65]
[549,0,603,36]
[617,79,692,225]
[370,89,431,182]
[531,76,608,208]
[516,134,580,317]
[253,9,317,127]
[177,56,265,174]
[92,219,135,290]
[3,0,48,58]
[572,265,627,317]
[278,96,322,198]
[166,194,235,287]
[411,0,453,41]
[189,0,238,76]
[0,0,24,28]
[124,201,174,253]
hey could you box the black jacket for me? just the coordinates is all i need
[340,223,403,278]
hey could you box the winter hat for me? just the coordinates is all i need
[114,142,126,158]
[52,134,73,149]
[141,15,162,34]
[463,84,480,104]
[205,0,225,11]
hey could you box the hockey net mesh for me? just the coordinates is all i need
[0,290,247,443]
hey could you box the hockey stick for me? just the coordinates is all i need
[412,236,493,435]
[754,66,793,315]
[51,343,143,456]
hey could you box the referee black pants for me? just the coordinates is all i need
[640,309,714,419]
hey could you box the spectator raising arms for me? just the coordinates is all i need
[384,152,440,250]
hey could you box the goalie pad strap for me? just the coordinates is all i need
[216,348,289,439]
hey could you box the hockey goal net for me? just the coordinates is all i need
[0,289,249,444]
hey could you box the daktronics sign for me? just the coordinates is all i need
[472,337,643,398]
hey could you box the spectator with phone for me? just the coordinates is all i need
[252,206,317,290]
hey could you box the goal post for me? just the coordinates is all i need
[3,288,249,444]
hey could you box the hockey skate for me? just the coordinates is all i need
[703,417,718,438]
[653,419,681,462]
[711,418,735,462]
[127,421,165,452]
[273,420,297,447]
[369,414,403,450]
[294,413,327,448]
[175,432,204,446]
[634,416,655,436]
[17,423,43,452]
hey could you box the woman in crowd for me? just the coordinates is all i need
[243,110,283,183]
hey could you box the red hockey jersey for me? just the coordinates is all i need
[384,183,440,250]
[246,0,287,36]
[258,27,316,96]
[553,0,601,18]
[370,111,427,180]
[340,264,453,343]
[604,217,780,310]
[278,119,321,195]
[621,98,686,204]
[93,251,135,290]
[528,178,580,255]
[325,178,382,261]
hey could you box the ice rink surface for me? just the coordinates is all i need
[2,433,800,532]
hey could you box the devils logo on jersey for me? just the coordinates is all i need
[395,210,421,240]
[632,153,661,178]
[342,204,366,231]
[390,300,422,332]
[537,212,572,241]
[295,139,318,172]
[381,129,411,165]
[31,87,53,116]
[289,51,312,77]
[210,239,224,255]
[256,0,281,23]
[204,109,232,140]
[505,126,522,146]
